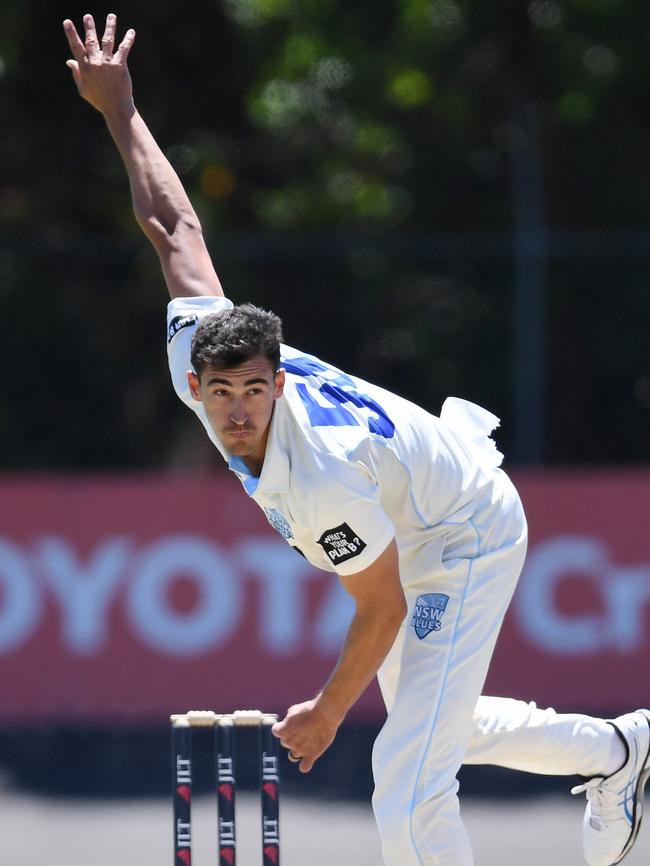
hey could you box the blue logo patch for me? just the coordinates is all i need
[411,593,450,639]
[264,508,293,540]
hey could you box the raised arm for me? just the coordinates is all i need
[63,13,223,299]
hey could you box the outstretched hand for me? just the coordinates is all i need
[63,13,135,116]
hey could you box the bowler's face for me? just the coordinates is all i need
[188,354,285,473]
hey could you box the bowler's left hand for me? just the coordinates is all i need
[272,699,340,773]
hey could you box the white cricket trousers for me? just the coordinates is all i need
[371,470,614,866]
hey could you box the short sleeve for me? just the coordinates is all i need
[310,475,395,577]
[166,295,234,407]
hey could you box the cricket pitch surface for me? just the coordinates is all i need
[3,790,649,865]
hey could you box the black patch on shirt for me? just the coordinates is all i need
[317,523,367,566]
[167,314,198,343]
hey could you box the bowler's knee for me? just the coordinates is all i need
[372,788,417,863]
[372,776,460,861]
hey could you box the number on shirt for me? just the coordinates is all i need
[283,355,395,439]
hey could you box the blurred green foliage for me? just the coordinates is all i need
[0,0,649,468]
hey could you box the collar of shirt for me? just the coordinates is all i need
[227,400,290,497]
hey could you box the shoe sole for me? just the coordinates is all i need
[612,709,650,865]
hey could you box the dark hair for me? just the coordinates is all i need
[190,303,283,376]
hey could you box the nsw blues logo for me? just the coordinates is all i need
[264,508,293,540]
[411,593,450,639]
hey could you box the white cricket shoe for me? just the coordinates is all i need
[571,709,650,866]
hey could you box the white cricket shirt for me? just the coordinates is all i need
[167,296,504,583]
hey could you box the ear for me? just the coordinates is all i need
[187,370,202,402]
[273,368,286,399]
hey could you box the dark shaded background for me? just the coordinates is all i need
[1,0,649,470]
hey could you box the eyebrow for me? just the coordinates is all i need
[206,376,270,387]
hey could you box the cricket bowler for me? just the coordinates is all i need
[64,14,649,866]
